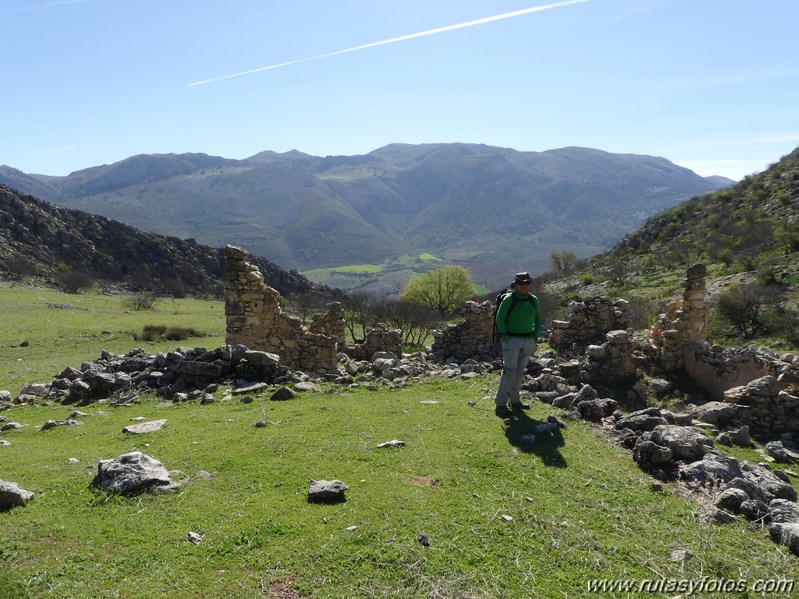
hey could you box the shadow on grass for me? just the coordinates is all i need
[503,410,567,468]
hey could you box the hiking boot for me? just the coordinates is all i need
[510,402,530,412]
[495,405,513,419]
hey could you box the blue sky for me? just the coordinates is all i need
[3,0,798,180]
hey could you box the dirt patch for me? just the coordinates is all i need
[408,475,442,487]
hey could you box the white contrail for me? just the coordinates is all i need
[188,0,590,86]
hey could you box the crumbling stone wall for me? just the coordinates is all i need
[340,323,403,361]
[550,297,628,354]
[723,375,799,440]
[581,330,640,383]
[685,345,798,399]
[429,301,497,362]
[649,263,709,371]
[225,245,341,373]
[309,302,346,344]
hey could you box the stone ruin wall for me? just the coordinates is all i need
[645,262,799,396]
[549,297,629,355]
[225,245,342,373]
[541,263,799,437]
[648,262,709,372]
[643,263,799,436]
[339,323,403,361]
[429,301,498,362]
[225,245,402,372]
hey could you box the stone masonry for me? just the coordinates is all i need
[648,263,709,371]
[429,301,498,362]
[339,323,403,361]
[224,245,341,373]
[550,297,629,355]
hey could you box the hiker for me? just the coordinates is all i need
[494,272,542,419]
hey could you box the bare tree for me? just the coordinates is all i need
[378,298,442,349]
[342,290,383,343]
[549,250,579,274]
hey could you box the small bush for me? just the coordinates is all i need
[136,325,206,342]
[56,270,93,293]
[125,293,158,311]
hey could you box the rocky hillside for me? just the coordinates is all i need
[544,146,799,347]
[0,144,731,290]
[0,184,339,299]
[604,147,799,274]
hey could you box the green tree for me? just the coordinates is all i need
[401,266,476,318]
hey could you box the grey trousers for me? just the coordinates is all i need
[495,337,537,406]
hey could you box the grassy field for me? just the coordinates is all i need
[1,285,797,597]
[0,284,225,397]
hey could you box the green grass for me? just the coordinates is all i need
[1,285,797,597]
[0,284,225,396]
[2,380,797,598]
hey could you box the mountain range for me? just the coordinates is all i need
[0,144,731,291]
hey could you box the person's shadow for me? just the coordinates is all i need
[504,410,567,468]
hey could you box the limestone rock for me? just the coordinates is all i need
[308,479,349,503]
[92,451,179,495]
[0,479,35,510]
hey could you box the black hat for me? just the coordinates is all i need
[514,272,533,284]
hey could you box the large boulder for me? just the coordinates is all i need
[615,408,669,432]
[92,451,179,495]
[769,523,799,555]
[648,425,713,462]
[695,401,736,425]
[679,454,743,488]
[0,480,34,510]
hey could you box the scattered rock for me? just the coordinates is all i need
[41,419,82,431]
[770,498,799,524]
[695,401,736,426]
[714,488,749,513]
[0,480,35,510]
[308,479,349,503]
[186,532,205,544]
[377,440,405,448]
[92,451,180,495]
[122,419,167,434]
[271,387,296,401]
[769,522,799,555]
[766,441,799,464]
